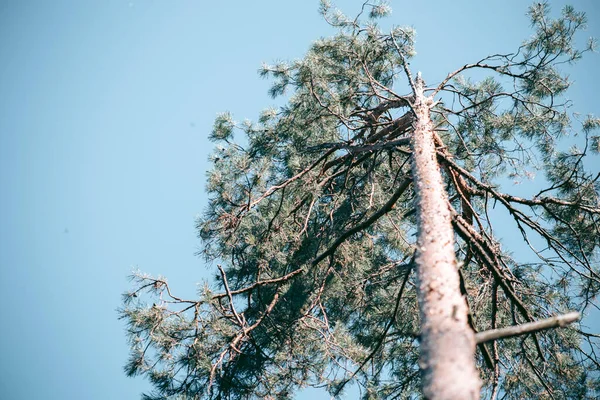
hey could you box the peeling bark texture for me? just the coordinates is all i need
[410,76,481,399]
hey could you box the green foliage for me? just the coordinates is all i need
[121,2,599,399]
[210,112,235,142]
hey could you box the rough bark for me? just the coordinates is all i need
[410,76,481,399]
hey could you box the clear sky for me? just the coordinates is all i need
[0,1,598,399]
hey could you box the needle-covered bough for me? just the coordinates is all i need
[121,2,600,399]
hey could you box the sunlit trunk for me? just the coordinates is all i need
[410,77,480,399]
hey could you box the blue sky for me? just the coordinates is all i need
[0,1,598,399]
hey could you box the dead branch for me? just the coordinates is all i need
[475,312,580,344]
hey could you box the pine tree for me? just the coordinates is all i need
[120,2,600,399]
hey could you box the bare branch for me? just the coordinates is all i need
[475,312,580,344]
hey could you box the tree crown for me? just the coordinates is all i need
[121,2,599,399]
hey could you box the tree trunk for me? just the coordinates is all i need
[410,76,481,399]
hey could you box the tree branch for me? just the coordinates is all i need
[475,312,580,344]
[312,176,412,266]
